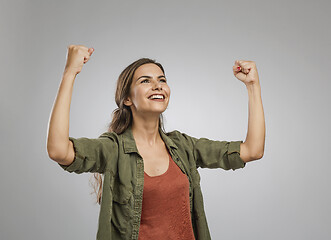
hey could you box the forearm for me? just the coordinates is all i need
[47,71,76,160]
[244,83,265,159]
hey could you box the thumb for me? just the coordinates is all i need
[88,47,94,55]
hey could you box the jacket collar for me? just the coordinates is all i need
[121,124,178,154]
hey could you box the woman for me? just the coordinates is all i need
[47,44,265,240]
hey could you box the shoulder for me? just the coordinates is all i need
[166,129,189,139]
[98,131,121,143]
[165,129,198,148]
[99,131,119,138]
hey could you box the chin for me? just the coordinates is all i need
[147,104,168,113]
[151,109,167,115]
[142,107,167,115]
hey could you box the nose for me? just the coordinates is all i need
[152,80,162,90]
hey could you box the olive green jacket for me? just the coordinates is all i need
[58,125,246,240]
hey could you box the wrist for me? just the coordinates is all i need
[245,82,261,95]
[245,81,261,89]
[63,69,77,79]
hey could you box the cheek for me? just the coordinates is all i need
[165,86,171,96]
[133,87,147,102]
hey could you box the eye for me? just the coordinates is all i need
[141,79,149,83]
[160,79,167,83]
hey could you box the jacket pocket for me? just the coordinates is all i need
[113,187,132,204]
[110,176,133,234]
[110,173,133,204]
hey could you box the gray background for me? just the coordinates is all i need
[1,0,330,239]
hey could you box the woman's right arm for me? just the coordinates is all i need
[47,45,94,165]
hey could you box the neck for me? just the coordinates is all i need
[131,112,162,147]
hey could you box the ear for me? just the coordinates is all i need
[123,96,132,107]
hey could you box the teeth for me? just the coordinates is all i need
[149,94,164,99]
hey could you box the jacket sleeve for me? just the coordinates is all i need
[179,132,246,170]
[57,133,118,174]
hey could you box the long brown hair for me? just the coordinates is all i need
[89,57,166,204]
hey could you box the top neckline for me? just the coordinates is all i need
[144,153,172,178]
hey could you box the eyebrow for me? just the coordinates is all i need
[136,75,166,81]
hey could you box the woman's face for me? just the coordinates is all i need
[124,63,170,116]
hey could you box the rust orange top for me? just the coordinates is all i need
[138,152,195,240]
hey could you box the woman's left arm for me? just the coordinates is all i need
[233,60,265,163]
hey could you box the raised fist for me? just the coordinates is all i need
[64,44,94,75]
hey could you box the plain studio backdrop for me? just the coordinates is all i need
[1,0,330,239]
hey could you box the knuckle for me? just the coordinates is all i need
[77,47,85,53]
[78,45,88,50]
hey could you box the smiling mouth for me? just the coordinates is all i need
[148,94,165,100]
[149,99,164,102]
[149,98,165,102]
